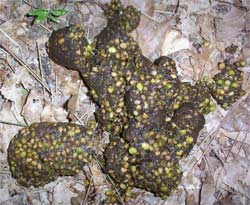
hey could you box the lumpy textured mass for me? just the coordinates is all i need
[8,122,97,187]
[8,0,246,200]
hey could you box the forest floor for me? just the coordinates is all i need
[0,0,250,204]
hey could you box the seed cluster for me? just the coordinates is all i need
[174,81,215,114]
[210,62,245,108]
[8,0,246,201]
[126,56,180,126]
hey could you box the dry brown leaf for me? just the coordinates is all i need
[41,104,68,122]
[89,163,109,202]
[220,95,250,132]
[161,29,190,56]
[67,84,95,124]
[0,103,21,158]
[221,158,250,199]
[220,129,250,146]
[50,178,80,205]
[134,20,171,60]
[213,5,247,44]
[0,66,33,119]
[0,187,10,204]
[129,0,171,60]
[123,0,154,13]
[180,0,211,14]
[21,89,45,124]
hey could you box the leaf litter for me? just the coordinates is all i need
[0,0,249,204]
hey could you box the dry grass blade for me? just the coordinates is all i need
[0,120,27,127]
[224,134,250,146]
[0,56,15,73]
[23,0,37,9]
[184,130,218,176]
[235,132,248,157]
[55,71,58,94]
[36,41,45,95]
[0,29,22,52]
[74,113,84,125]
[141,11,160,24]
[38,24,52,33]
[82,176,93,205]
[93,156,125,205]
[213,131,247,189]
[224,132,240,161]
[154,10,174,15]
[0,44,52,95]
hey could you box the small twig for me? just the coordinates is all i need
[224,132,240,161]
[74,113,84,125]
[223,134,250,146]
[23,0,38,9]
[0,120,27,127]
[0,57,15,73]
[203,155,212,175]
[198,180,203,205]
[182,185,188,205]
[38,23,52,33]
[211,149,224,166]
[36,41,45,95]
[154,10,174,15]
[104,174,125,205]
[0,44,52,95]
[0,29,22,52]
[174,0,180,14]
[55,70,58,94]
[141,11,160,24]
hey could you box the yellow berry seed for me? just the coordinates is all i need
[129,147,138,155]
[186,136,194,144]
[108,46,117,53]
[136,82,144,91]
[141,142,150,150]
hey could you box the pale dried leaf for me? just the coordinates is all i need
[213,5,247,44]
[221,95,250,132]
[41,105,68,122]
[222,158,250,197]
[0,66,33,113]
[161,29,190,56]
[21,89,45,124]
[50,179,79,205]
[0,188,9,204]
[89,163,109,202]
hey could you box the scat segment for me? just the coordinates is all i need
[8,122,97,187]
[211,62,245,108]
[47,25,90,72]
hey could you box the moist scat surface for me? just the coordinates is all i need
[8,122,97,187]
[7,0,246,201]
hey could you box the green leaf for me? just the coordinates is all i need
[28,9,49,17]
[33,15,48,24]
[49,15,59,23]
[50,9,69,17]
